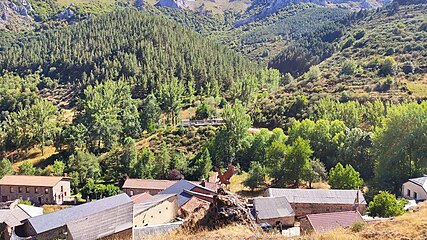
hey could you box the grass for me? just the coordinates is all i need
[12,146,57,171]
[42,204,70,214]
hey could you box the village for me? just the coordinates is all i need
[0,168,425,240]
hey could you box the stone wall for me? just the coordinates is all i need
[291,203,366,218]
[299,217,313,234]
[257,216,295,227]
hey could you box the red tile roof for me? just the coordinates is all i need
[306,211,365,233]
[0,175,70,187]
[130,192,153,204]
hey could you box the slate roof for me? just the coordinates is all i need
[305,211,364,233]
[409,176,427,189]
[265,188,366,205]
[0,204,42,228]
[180,197,210,215]
[253,196,295,220]
[27,193,132,234]
[159,179,216,207]
[0,175,70,187]
[122,179,177,190]
[133,194,177,216]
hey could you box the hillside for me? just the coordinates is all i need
[0,9,256,97]
[252,2,427,128]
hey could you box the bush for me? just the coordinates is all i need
[351,221,365,233]
[402,61,414,74]
[368,191,407,217]
[341,60,359,75]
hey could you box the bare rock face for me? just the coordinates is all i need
[181,188,258,232]
[134,0,145,10]
[0,0,34,30]
[155,0,188,9]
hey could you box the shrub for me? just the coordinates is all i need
[351,221,365,233]
[368,191,407,217]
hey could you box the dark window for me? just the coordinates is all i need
[35,187,39,193]
[61,186,63,192]
[18,187,23,193]
[10,187,14,193]
[26,187,30,193]
[414,192,418,199]
[64,191,67,196]
[407,189,411,197]
[45,188,49,194]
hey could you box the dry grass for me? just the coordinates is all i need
[42,204,70,214]
[12,146,57,171]
[146,225,282,240]
[145,201,427,240]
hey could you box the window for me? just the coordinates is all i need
[61,186,64,192]
[18,187,23,193]
[45,188,49,194]
[414,192,418,199]
[64,191,67,196]
[26,187,30,193]
[130,190,134,196]
[407,189,411,197]
[35,187,39,193]
[10,187,14,193]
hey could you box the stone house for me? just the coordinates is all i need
[253,196,295,227]
[300,211,365,234]
[15,193,133,240]
[160,179,217,207]
[264,188,366,217]
[0,175,71,205]
[402,176,427,201]
[122,179,177,196]
[0,200,43,240]
[133,194,179,227]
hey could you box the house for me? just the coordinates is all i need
[265,188,366,217]
[160,179,216,207]
[133,194,179,227]
[402,176,427,201]
[0,175,71,205]
[122,178,218,197]
[123,179,177,196]
[15,193,133,240]
[0,200,43,240]
[300,211,365,234]
[253,196,295,227]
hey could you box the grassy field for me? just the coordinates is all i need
[12,146,57,171]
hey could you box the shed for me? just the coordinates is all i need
[160,179,216,207]
[253,196,295,227]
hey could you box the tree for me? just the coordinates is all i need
[76,80,140,151]
[156,77,186,126]
[304,158,327,188]
[152,143,171,179]
[44,160,65,176]
[18,161,36,175]
[231,74,258,105]
[29,99,61,155]
[243,161,266,191]
[68,150,101,187]
[195,102,212,120]
[129,148,155,179]
[306,66,321,81]
[329,163,364,189]
[220,101,252,166]
[286,137,313,187]
[368,191,407,217]
[0,158,13,177]
[189,148,212,181]
[139,94,161,133]
[266,141,288,186]
[373,102,427,193]
[379,56,397,76]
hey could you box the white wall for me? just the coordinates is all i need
[402,182,427,200]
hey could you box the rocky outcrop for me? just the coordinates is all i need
[0,0,34,30]
[134,0,145,10]
[155,0,188,9]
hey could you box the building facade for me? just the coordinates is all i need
[133,194,179,227]
[0,175,71,205]
[402,176,427,201]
